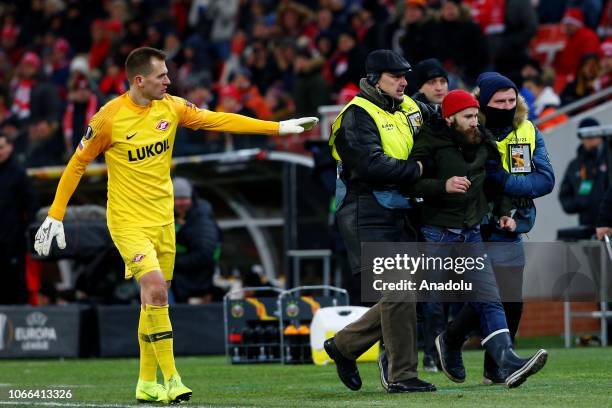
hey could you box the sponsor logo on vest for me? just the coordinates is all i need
[128,139,170,162]
[381,123,395,131]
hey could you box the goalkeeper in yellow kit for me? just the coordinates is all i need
[33,47,318,404]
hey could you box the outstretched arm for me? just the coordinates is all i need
[172,95,318,135]
[35,110,111,256]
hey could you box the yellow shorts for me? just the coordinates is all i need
[109,223,176,281]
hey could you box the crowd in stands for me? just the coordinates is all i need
[0,0,609,168]
[0,0,610,307]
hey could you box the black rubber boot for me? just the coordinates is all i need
[483,302,524,385]
[482,331,547,388]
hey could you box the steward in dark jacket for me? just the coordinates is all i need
[559,121,608,227]
[325,49,436,394]
[172,178,220,303]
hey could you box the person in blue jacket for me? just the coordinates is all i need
[436,72,555,386]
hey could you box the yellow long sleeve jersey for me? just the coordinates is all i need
[48,93,279,229]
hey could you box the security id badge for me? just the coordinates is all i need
[508,144,532,174]
[408,112,422,128]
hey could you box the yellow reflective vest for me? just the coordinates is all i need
[329,96,422,162]
[328,95,422,210]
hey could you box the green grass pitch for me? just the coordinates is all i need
[0,347,610,407]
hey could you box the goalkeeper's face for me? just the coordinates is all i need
[141,58,171,101]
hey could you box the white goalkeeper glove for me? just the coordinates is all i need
[34,216,66,256]
[278,117,319,135]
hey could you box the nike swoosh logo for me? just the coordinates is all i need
[126,132,137,140]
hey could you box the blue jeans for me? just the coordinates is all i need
[420,225,508,338]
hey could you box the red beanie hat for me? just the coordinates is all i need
[441,89,479,118]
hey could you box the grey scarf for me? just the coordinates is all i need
[358,78,403,112]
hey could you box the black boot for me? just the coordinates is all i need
[483,302,523,385]
[435,331,466,383]
[482,331,547,388]
[434,304,477,383]
[388,378,437,393]
[324,338,362,391]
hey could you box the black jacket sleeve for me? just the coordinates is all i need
[334,105,421,186]
[558,159,586,215]
[17,165,38,226]
[405,133,446,197]
[597,187,612,227]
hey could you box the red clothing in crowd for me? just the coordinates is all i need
[554,27,600,77]
[554,9,601,78]
[99,69,128,96]
[464,0,507,35]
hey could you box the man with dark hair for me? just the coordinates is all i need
[325,49,436,394]
[124,47,168,82]
[0,133,37,305]
[33,46,318,404]
[410,58,449,105]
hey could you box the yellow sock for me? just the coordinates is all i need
[138,306,158,382]
[145,304,178,382]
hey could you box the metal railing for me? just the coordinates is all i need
[534,86,612,127]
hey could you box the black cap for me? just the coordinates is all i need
[365,49,412,76]
[412,58,448,89]
[577,117,600,139]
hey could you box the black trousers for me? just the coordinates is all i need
[0,246,27,305]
